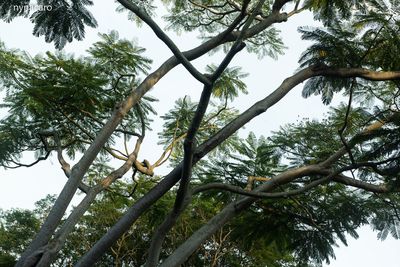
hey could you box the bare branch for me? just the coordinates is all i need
[152,133,187,168]
[338,79,356,165]
[189,0,236,17]
[116,0,211,86]
[334,174,400,193]
[287,5,308,17]
[316,66,400,81]
[192,165,356,199]
[79,108,141,137]
[53,133,91,194]
[4,152,50,169]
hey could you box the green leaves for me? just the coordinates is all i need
[368,194,400,241]
[0,0,30,22]
[0,32,154,166]
[88,31,152,80]
[270,118,341,166]
[195,132,281,202]
[0,209,40,256]
[158,96,240,164]
[298,25,360,104]
[158,64,248,164]
[301,76,352,105]
[299,26,359,68]
[304,0,369,26]
[116,0,157,26]
[162,0,285,59]
[31,0,97,49]
[228,132,281,179]
[299,1,400,105]
[207,65,248,102]
[0,0,97,48]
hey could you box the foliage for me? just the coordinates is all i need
[160,0,285,58]
[1,0,400,266]
[0,31,153,165]
[0,0,97,49]
[0,196,55,266]
[158,95,240,164]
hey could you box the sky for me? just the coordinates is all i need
[0,1,399,266]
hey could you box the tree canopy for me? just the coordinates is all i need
[0,0,400,266]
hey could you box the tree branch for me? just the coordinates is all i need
[79,108,141,137]
[116,0,211,86]
[4,151,50,169]
[338,79,356,165]
[53,133,90,194]
[333,174,400,193]
[272,0,292,12]
[316,66,400,81]
[160,164,327,267]
[191,165,362,199]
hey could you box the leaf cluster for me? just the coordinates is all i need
[0,0,97,49]
[158,65,249,164]
[0,32,154,166]
[299,0,400,104]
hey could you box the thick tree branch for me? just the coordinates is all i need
[316,66,400,81]
[333,175,400,193]
[146,38,248,267]
[145,83,215,266]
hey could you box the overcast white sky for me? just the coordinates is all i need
[0,1,399,266]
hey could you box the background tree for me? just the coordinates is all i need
[0,0,400,266]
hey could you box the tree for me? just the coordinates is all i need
[0,0,400,266]
[0,195,55,267]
